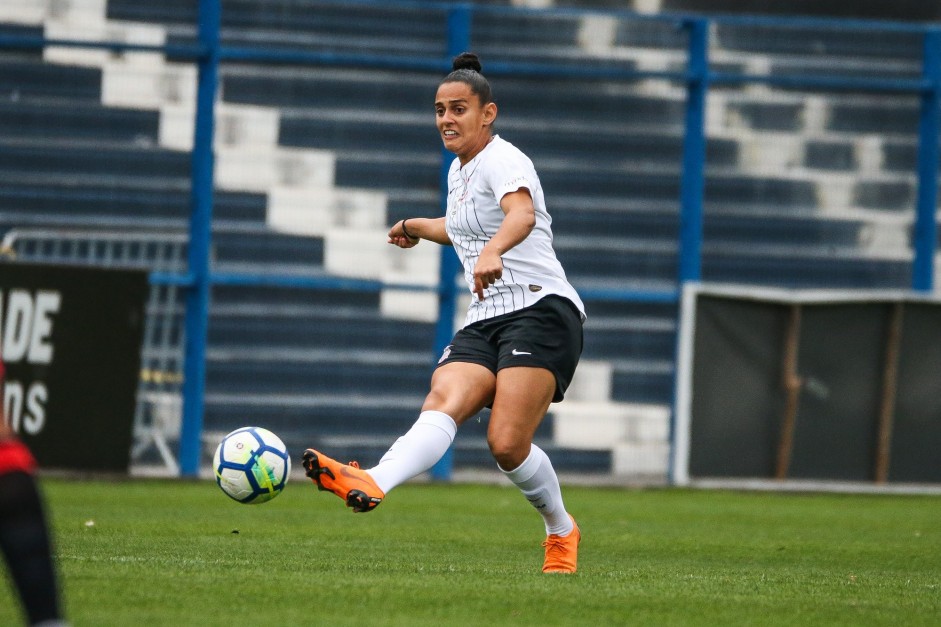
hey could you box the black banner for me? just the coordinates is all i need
[688,296,788,478]
[0,263,148,472]
[682,290,941,484]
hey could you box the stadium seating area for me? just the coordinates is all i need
[0,0,933,477]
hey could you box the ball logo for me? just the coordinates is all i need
[213,427,290,504]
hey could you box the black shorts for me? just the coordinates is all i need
[435,295,584,403]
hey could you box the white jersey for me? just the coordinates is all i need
[444,135,585,328]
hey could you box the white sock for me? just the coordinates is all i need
[366,410,457,493]
[501,444,574,536]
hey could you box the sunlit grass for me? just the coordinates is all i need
[0,479,938,626]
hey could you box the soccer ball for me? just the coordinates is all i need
[213,427,290,504]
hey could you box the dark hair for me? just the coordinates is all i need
[441,52,493,104]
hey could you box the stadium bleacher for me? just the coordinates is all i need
[0,0,932,478]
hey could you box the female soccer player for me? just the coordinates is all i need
[304,52,585,574]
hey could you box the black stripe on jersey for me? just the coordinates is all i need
[493,271,514,315]
[500,263,521,311]
[458,161,486,239]
[469,197,487,239]
[492,282,506,318]
[461,198,484,280]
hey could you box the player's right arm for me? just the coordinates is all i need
[388,217,450,247]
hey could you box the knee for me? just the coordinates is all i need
[488,435,528,471]
[422,386,449,410]
[422,375,494,424]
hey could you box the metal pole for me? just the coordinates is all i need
[677,18,709,284]
[912,28,941,292]
[429,4,471,481]
[178,0,219,476]
[668,18,709,484]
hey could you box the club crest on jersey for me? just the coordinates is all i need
[438,345,452,364]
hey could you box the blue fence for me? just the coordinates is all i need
[0,0,939,478]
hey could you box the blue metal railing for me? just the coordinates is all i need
[677,19,709,285]
[178,0,221,480]
[1,1,939,478]
[428,4,472,480]
[914,30,941,290]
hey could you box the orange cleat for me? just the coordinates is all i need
[542,515,580,573]
[301,448,384,513]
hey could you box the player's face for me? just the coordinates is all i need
[434,81,496,164]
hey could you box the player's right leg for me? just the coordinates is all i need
[302,362,493,512]
[301,449,385,513]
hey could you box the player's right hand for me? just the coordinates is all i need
[388,220,419,248]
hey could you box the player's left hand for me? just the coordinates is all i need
[473,248,503,300]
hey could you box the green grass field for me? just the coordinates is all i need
[1,477,939,626]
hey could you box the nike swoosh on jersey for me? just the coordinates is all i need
[511,349,532,356]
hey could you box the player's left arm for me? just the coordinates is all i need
[472,189,535,300]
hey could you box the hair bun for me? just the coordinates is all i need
[452,52,482,73]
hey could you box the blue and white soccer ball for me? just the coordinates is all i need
[213,427,290,504]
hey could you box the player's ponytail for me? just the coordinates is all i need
[452,52,482,73]
[441,52,492,104]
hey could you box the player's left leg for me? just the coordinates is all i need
[489,367,580,573]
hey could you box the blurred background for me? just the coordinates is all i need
[0,0,938,486]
